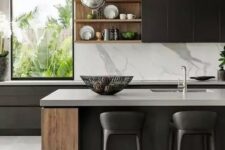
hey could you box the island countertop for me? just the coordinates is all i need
[40,89,225,107]
[1,80,225,86]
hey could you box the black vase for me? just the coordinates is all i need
[0,57,7,81]
[217,70,225,81]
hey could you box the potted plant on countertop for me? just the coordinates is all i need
[218,46,225,81]
[0,11,11,81]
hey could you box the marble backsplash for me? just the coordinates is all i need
[75,43,225,81]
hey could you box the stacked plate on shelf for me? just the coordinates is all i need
[103,5,119,19]
[80,26,95,40]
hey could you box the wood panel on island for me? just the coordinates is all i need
[75,0,142,43]
[42,108,79,150]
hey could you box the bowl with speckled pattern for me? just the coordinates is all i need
[80,76,133,95]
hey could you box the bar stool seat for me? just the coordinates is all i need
[100,111,145,150]
[169,111,217,150]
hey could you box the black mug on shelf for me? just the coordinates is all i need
[109,27,120,40]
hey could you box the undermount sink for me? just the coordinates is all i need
[150,89,213,93]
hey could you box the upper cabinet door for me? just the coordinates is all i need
[142,0,168,42]
[194,0,220,42]
[142,0,222,42]
[221,0,225,41]
[168,0,193,42]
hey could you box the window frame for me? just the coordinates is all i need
[10,0,75,80]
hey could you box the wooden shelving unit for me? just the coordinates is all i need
[75,0,142,43]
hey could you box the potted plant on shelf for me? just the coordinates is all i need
[218,46,225,81]
[0,11,11,81]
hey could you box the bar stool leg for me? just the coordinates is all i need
[169,128,174,150]
[136,132,142,150]
[202,135,208,150]
[176,130,185,150]
[209,132,215,150]
[103,130,111,150]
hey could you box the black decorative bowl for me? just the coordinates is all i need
[80,76,133,95]
[190,76,215,81]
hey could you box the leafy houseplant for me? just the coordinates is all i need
[218,46,225,81]
[0,51,9,81]
[0,12,10,81]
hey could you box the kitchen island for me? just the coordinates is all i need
[41,89,225,150]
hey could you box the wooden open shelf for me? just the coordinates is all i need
[75,3,141,19]
[106,0,141,2]
[75,22,141,41]
[76,0,141,3]
[75,19,142,23]
[75,40,142,43]
[75,0,142,43]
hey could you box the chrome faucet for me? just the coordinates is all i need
[180,66,187,94]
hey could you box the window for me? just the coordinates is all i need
[11,0,74,79]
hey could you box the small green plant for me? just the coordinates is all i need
[219,46,225,70]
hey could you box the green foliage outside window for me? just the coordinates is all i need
[12,0,73,78]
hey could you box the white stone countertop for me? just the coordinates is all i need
[1,80,225,86]
[41,89,225,107]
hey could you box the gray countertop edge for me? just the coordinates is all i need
[1,80,225,86]
[40,89,225,107]
[40,99,225,107]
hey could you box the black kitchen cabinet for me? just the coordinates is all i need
[0,85,84,135]
[194,0,220,42]
[142,0,168,42]
[0,107,40,129]
[142,0,222,42]
[221,0,225,41]
[168,0,193,42]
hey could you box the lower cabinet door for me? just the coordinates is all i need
[0,107,40,129]
[142,0,168,42]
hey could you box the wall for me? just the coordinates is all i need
[0,0,9,15]
[1,1,224,81]
[75,43,224,80]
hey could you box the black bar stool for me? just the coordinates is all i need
[169,111,217,150]
[100,111,145,150]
